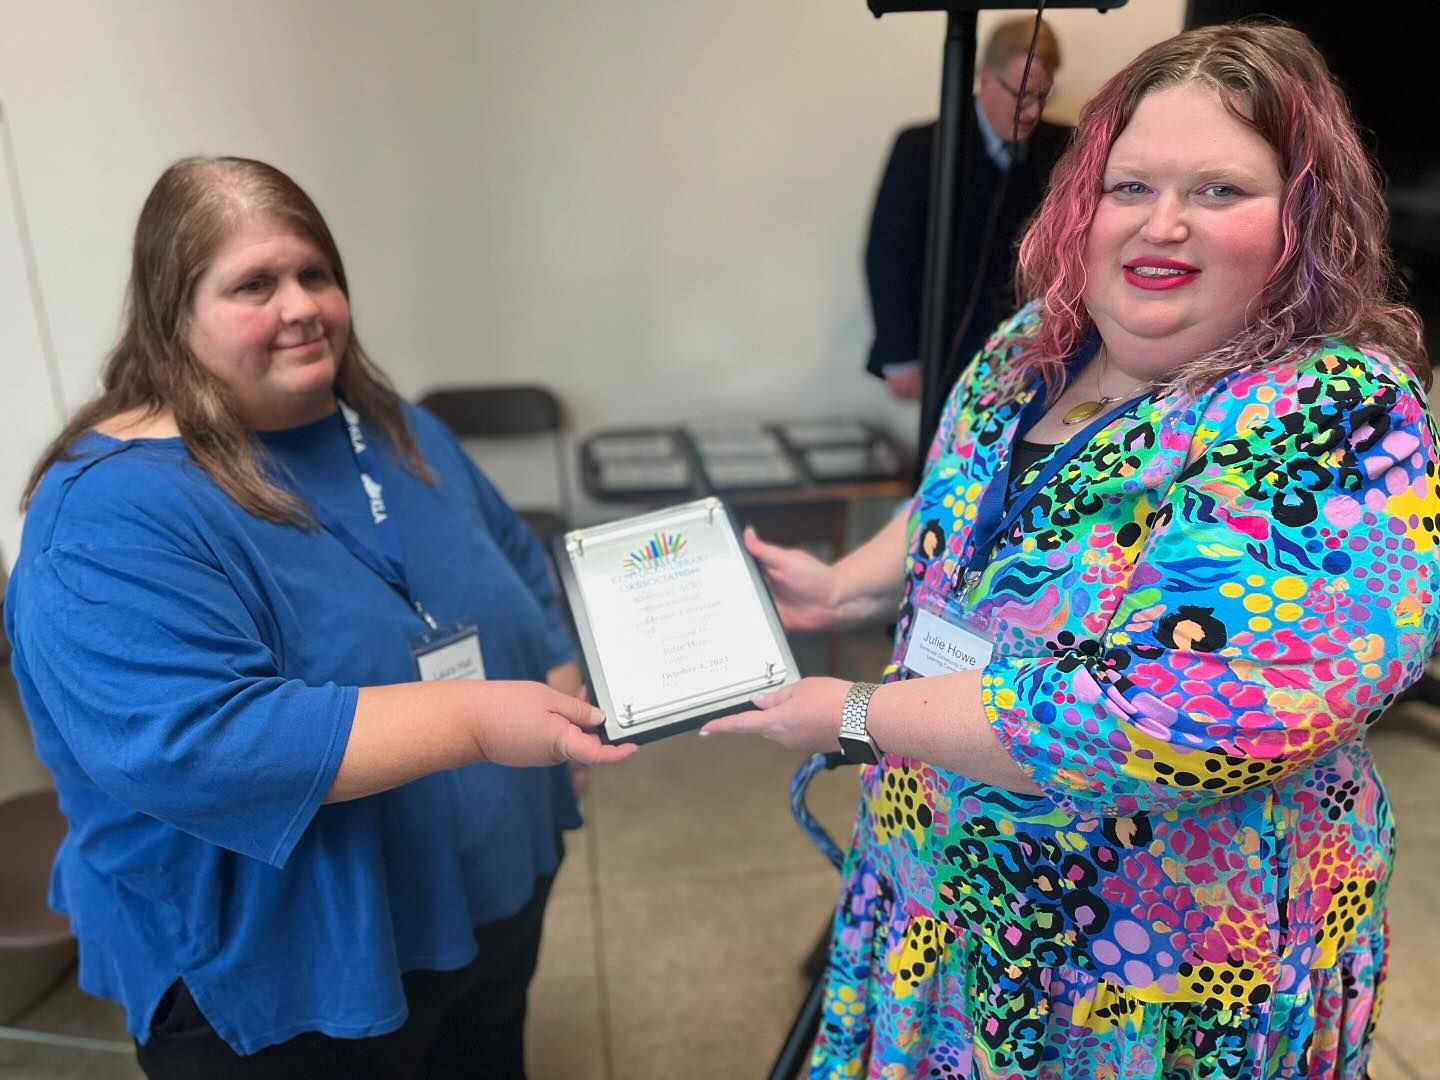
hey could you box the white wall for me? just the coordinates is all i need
[0,0,1185,545]
[0,107,66,566]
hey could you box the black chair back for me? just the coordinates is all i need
[418,386,571,543]
[419,386,562,439]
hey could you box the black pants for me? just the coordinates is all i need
[135,870,555,1080]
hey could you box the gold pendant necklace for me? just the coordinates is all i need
[1061,347,1155,426]
[1061,396,1122,426]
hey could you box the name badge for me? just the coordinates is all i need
[415,628,486,682]
[902,608,994,677]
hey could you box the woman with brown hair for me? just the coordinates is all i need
[4,156,632,1078]
[710,21,1439,1077]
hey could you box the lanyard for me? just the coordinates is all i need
[962,349,1149,590]
[302,398,438,631]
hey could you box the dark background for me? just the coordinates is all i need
[1185,1,1439,360]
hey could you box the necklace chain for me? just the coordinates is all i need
[1060,347,1157,427]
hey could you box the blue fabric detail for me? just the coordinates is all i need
[974,100,1011,170]
[4,402,580,1054]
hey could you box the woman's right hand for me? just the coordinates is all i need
[331,679,635,803]
[743,526,843,632]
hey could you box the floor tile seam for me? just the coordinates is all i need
[584,814,616,1080]
[588,849,837,1034]
[1373,1032,1423,1080]
[1380,879,1440,919]
[591,861,846,895]
[0,1024,133,1054]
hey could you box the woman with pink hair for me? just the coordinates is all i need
[709,21,1438,1077]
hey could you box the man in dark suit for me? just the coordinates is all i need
[865,18,1072,400]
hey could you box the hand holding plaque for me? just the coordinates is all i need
[552,498,800,743]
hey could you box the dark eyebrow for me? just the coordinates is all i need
[226,262,274,282]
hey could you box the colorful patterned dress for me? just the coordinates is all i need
[811,305,1440,1079]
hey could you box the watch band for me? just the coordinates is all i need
[839,681,880,739]
[838,681,882,764]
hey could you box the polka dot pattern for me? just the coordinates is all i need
[812,304,1436,1080]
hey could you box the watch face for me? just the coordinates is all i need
[838,734,879,766]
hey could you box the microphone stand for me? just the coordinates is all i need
[862,1,1128,481]
[766,11,1133,1077]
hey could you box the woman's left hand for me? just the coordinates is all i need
[701,677,852,754]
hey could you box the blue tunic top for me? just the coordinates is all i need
[4,403,580,1055]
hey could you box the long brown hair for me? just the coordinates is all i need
[22,156,432,523]
[1013,21,1428,396]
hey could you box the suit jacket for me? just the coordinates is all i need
[863,118,1072,380]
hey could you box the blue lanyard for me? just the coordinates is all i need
[303,399,438,631]
[962,349,1150,589]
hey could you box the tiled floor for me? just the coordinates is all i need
[3,638,1438,1078]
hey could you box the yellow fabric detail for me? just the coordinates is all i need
[1314,879,1379,968]
[868,766,932,848]
[1070,980,1147,1031]
[1273,576,1307,600]
[1387,489,1437,552]
[887,917,955,1001]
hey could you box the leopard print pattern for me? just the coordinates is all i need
[809,304,1439,1079]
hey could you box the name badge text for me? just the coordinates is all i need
[902,609,994,677]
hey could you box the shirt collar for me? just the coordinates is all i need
[975,101,1032,169]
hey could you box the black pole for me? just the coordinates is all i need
[914,10,978,484]
[765,971,827,1080]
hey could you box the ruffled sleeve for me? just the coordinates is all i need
[983,345,1440,816]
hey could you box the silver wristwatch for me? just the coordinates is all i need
[837,681,883,765]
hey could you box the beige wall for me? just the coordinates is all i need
[0,108,67,572]
[980,2,1189,126]
[0,0,1187,555]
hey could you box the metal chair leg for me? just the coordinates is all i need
[767,969,826,1080]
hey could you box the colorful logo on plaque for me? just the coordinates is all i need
[623,531,687,571]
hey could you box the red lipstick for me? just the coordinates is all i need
[1123,257,1200,291]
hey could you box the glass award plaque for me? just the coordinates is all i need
[692,430,784,457]
[595,459,692,492]
[701,454,799,489]
[778,419,871,448]
[803,442,902,480]
[552,497,799,744]
[587,433,680,462]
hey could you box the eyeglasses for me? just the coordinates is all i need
[994,75,1052,110]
